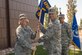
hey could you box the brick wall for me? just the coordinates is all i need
[0,0,38,49]
[0,0,8,49]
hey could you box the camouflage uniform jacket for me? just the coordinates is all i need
[40,19,62,55]
[61,22,72,45]
[61,22,72,55]
[14,25,36,55]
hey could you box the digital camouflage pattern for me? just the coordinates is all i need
[61,22,72,55]
[14,25,36,55]
[39,19,62,55]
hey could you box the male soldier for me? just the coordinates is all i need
[14,14,37,55]
[38,6,62,55]
[59,14,72,55]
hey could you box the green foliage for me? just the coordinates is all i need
[68,50,82,55]
[80,19,82,27]
[35,45,48,55]
[44,13,49,29]
[7,53,15,55]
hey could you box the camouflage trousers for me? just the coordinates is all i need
[15,50,32,55]
[61,45,69,55]
[48,51,61,55]
[14,46,32,55]
[47,49,61,55]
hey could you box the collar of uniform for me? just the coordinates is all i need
[52,19,58,24]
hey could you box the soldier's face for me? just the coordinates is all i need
[20,18,29,26]
[59,17,64,23]
[24,19,29,25]
[49,13,56,20]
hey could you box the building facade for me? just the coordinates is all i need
[0,0,38,49]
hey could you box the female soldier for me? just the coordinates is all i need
[14,14,36,55]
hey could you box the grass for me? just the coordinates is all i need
[68,49,82,55]
[7,53,15,55]
[34,45,48,55]
[7,45,82,55]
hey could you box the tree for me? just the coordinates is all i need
[80,19,82,27]
[67,0,77,25]
[44,13,49,29]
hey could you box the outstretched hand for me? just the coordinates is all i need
[31,46,36,51]
[32,42,39,47]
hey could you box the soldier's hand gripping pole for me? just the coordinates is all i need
[32,23,40,55]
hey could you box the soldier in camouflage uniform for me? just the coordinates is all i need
[38,6,61,55]
[59,14,72,55]
[14,14,36,55]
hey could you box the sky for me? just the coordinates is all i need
[38,0,82,25]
